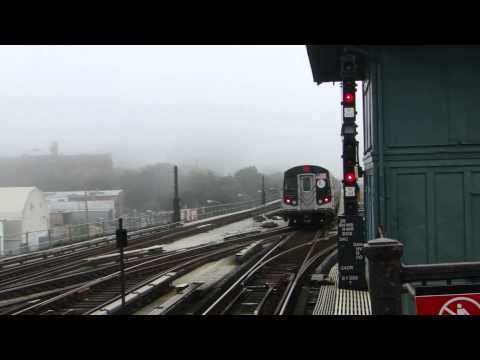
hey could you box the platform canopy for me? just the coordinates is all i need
[306,45,368,84]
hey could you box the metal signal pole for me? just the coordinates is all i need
[261,175,266,205]
[84,190,89,224]
[173,165,181,223]
[116,218,128,309]
[337,51,367,291]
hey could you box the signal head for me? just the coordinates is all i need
[343,92,355,105]
[344,172,356,184]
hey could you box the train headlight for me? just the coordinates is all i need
[317,199,323,205]
[292,200,297,205]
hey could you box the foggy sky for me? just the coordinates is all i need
[0,45,363,178]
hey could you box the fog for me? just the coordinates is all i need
[0,45,363,178]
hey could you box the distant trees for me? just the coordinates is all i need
[116,164,282,211]
[234,166,262,198]
[0,156,283,213]
[0,154,114,191]
[116,163,173,211]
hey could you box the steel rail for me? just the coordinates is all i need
[0,203,282,286]
[240,241,317,286]
[1,227,290,303]
[201,227,337,316]
[0,225,182,284]
[277,241,337,315]
[12,247,238,315]
[201,232,302,315]
[274,230,324,315]
[0,199,280,264]
[87,244,250,315]
[11,230,285,315]
[253,286,274,315]
[87,232,286,315]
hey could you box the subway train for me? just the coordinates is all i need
[281,165,341,226]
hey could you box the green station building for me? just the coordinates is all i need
[307,46,480,265]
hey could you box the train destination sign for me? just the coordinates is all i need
[416,293,480,315]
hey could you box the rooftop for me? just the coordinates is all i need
[306,45,368,84]
[0,187,39,220]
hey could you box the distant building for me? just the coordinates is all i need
[50,141,59,157]
[44,190,124,226]
[0,152,114,189]
[0,187,49,255]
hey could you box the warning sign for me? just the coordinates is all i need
[337,215,366,291]
[416,293,480,315]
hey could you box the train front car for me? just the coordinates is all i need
[281,165,340,226]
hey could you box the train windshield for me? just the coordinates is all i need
[284,176,297,193]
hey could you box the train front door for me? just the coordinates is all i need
[298,174,316,211]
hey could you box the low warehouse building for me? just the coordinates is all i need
[45,190,124,224]
[0,187,49,255]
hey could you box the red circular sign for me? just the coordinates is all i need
[416,293,480,315]
[439,297,480,315]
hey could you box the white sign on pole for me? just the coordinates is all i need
[344,107,355,118]
[345,186,356,197]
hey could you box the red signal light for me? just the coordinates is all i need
[344,93,355,104]
[303,165,311,173]
[344,172,356,184]
[323,197,330,203]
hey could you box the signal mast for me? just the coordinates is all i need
[337,51,367,290]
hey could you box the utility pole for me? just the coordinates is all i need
[84,189,90,239]
[0,220,4,256]
[261,175,266,205]
[173,165,181,223]
[84,189,89,224]
[337,51,367,291]
[116,218,128,309]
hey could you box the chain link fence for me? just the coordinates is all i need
[1,198,279,257]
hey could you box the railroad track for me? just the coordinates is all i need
[5,227,291,315]
[0,247,178,305]
[0,201,281,267]
[0,224,186,288]
[200,227,337,315]
[0,203,281,290]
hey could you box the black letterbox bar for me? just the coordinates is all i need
[402,262,480,283]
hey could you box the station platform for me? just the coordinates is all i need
[313,264,371,315]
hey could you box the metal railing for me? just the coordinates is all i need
[363,238,480,315]
[193,199,264,221]
[1,197,280,258]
